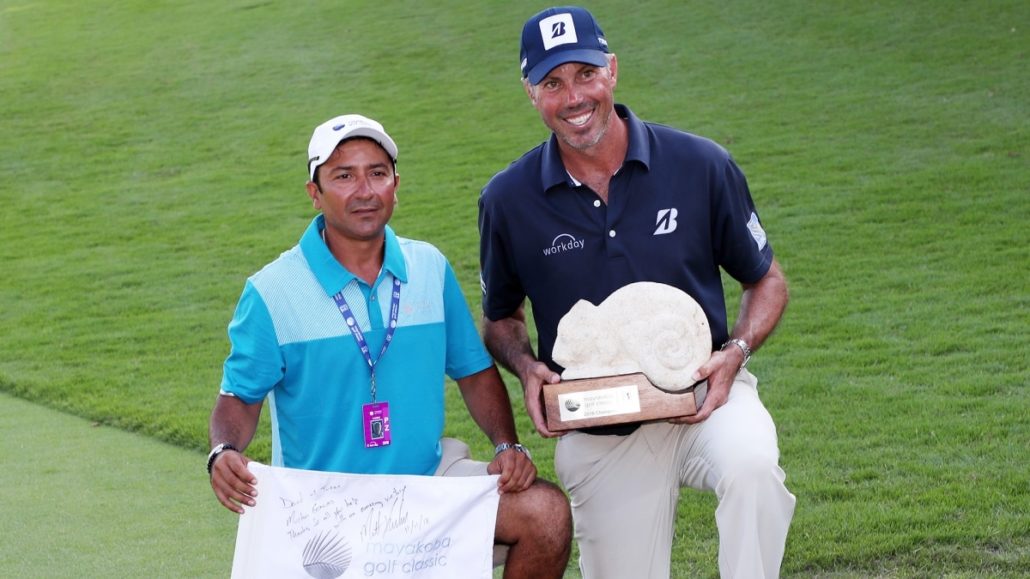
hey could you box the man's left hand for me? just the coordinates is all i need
[669,346,744,425]
[487,447,537,493]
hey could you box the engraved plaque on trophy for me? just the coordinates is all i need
[543,282,712,432]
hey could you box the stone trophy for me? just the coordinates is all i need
[543,282,711,431]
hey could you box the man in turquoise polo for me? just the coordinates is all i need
[208,114,571,578]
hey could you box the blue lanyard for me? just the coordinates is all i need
[331,276,401,402]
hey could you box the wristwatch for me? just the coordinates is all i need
[494,442,532,460]
[721,338,752,369]
[206,442,239,475]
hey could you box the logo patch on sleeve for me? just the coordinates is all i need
[747,212,767,250]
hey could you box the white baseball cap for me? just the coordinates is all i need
[307,114,398,181]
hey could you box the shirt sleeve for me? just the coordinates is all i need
[478,190,527,321]
[219,280,285,404]
[712,156,774,284]
[441,261,494,380]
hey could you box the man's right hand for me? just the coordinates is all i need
[520,361,562,438]
[209,450,258,515]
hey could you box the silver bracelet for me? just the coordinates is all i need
[721,338,752,368]
[206,442,239,475]
[494,442,532,460]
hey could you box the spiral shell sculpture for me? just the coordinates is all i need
[302,530,352,579]
[552,282,711,391]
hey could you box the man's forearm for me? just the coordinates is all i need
[483,306,564,437]
[209,394,262,450]
[732,259,789,352]
[456,366,520,446]
[482,308,539,382]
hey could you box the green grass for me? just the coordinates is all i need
[0,391,235,577]
[1,0,1027,576]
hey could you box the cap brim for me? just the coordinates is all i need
[308,128,398,180]
[526,49,609,85]
[339,127,398,161]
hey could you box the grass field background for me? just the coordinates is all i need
[1,0,1027,577]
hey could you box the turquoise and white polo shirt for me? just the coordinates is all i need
[220,215,492,475]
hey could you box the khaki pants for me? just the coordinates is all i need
[555,369,795,579]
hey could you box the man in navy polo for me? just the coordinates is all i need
[479,6,795,578]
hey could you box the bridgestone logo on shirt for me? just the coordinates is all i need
[543,233,585,256]
[654,208,678,235]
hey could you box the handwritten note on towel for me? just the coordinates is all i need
[231,463,500,579]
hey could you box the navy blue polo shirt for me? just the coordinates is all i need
[479,104,773,372]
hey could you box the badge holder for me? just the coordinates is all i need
[362,401,391,447]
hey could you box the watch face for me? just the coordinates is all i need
[207,443,237,475]
[209,443,234,460]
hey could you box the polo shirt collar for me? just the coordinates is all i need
[300,214,408,297]
[539,103,652,193]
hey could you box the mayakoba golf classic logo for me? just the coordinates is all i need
[299,530,455,578]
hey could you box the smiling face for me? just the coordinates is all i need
[306,137,399,245]
[526,56,618,152]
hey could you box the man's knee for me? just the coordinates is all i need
[495,479,572,578]
[717,453,789,499]
[530,479,573,532]
[497,479,572,545]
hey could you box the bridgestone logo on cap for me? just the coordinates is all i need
[539,13,578,50]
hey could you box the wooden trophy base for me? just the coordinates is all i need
[543,373,703,432]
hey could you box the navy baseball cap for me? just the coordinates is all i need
[520,6,610,85]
